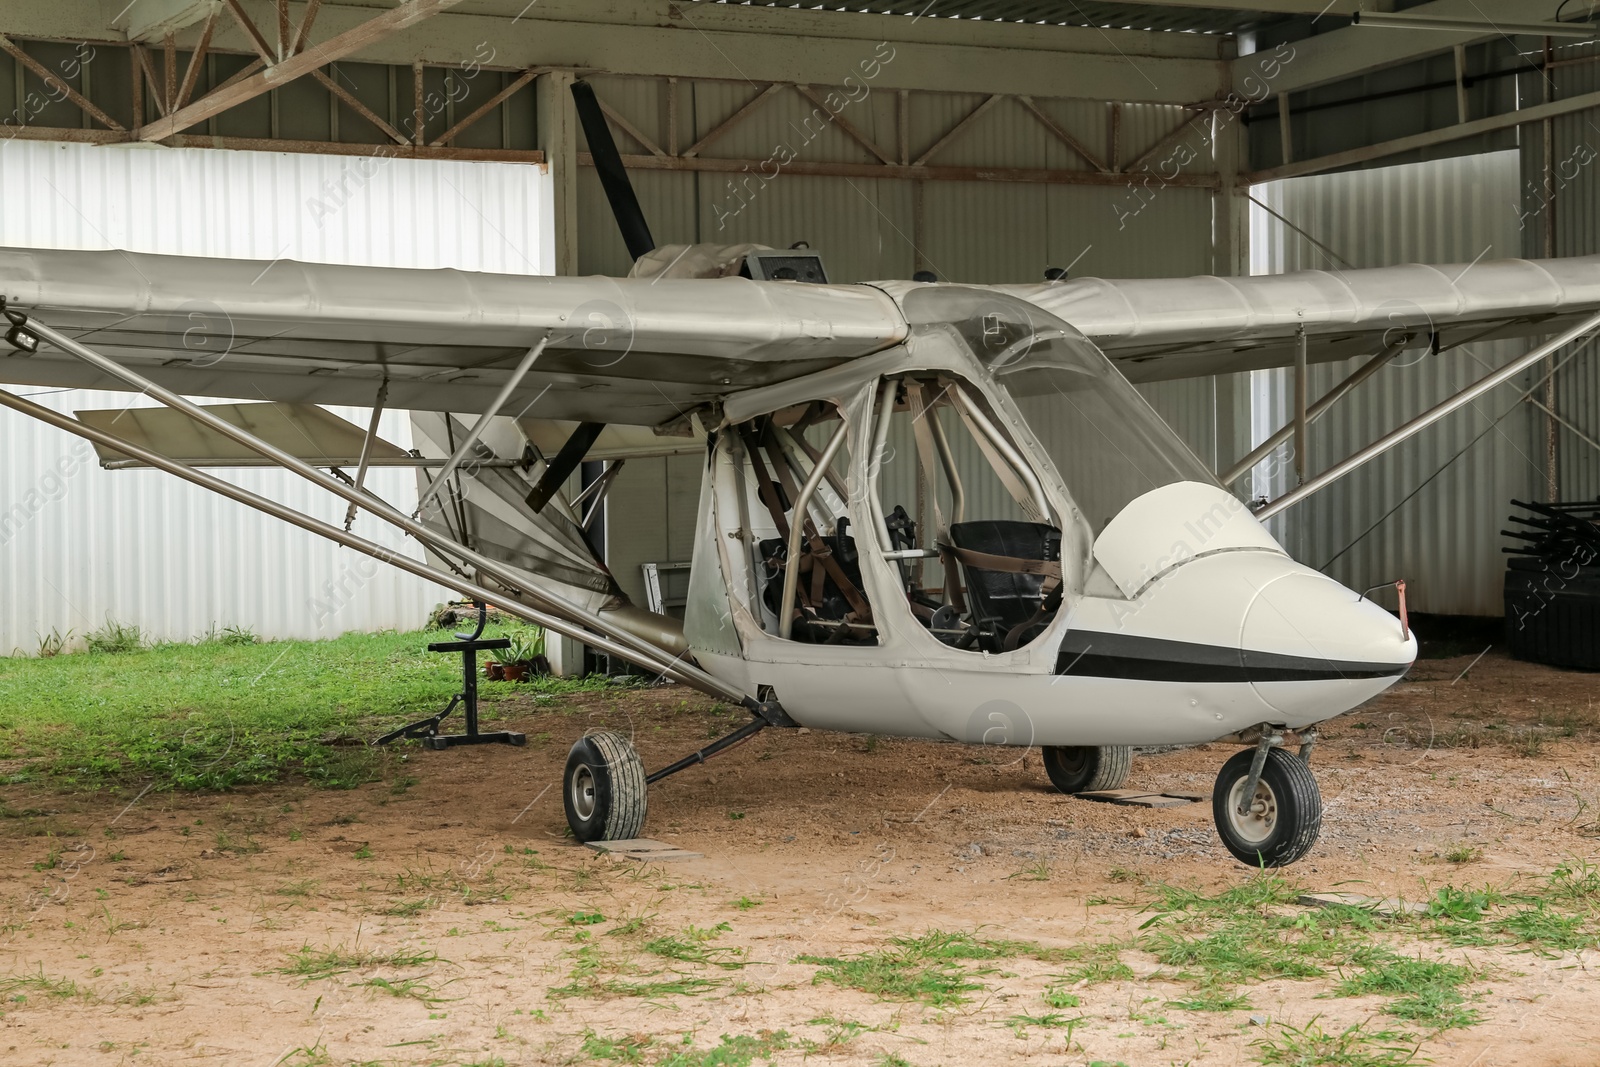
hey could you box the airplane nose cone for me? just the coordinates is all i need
[1240,568,1416,720]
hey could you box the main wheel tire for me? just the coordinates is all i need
[1212,747,1321,867]
[1041,745,1133,794]
[563,731,648,843]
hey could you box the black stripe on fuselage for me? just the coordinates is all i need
[1055,631,1409,683]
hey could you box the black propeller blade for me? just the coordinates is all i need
[570,80,656,262]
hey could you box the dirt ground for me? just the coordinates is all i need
[3,649,1600,1067]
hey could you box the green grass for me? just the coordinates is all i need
[656,1031,792,1067]
[645,924,746,969]
[0,968,92,1003]
[1165,989,1252,1012]
[799,930,1044,1007]
[1334,949,1479,1030]
[1252,1017,1422,1067]
[276,943,439,983]
[579,1030,652,1063]
[549,944,725,1001]
[0,628,615,791]
[357,975,452,1006]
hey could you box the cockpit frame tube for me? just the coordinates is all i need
[776,421,850,640]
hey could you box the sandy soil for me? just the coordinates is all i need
[3,649,1599,1066]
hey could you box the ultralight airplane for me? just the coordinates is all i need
[2,82,1598,867]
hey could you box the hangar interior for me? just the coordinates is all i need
[1,0,1597,660]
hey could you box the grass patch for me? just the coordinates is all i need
[1166,989,1252,1012]
[645,924,745,969]
[579,1030,652,1063]
[276,943,439,983]
[85,617,144,655]
[1252,1017,1422,1067]
[656,1031,792,1067]
[798,930,1035,1007]
[549,944,724,1001]
[1335,949,1479,1030]
[0,968,92,1003]
[357,975,452,1006]
[0,629,621,791]
[1005,1012,1082,1039]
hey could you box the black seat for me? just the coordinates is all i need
[947,520,1062,644]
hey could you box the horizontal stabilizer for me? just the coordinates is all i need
[75,402,408,468]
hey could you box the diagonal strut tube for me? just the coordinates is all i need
[1256,309,1600,519]
[18,317,748,703]
[414,335,548,516]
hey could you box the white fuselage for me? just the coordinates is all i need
[682,301,1416,746]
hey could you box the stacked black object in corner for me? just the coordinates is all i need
[1502,498,1600,670]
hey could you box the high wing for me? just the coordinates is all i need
[0,246,906,427]
[5,246,1599,413]
[1004,255,1600,383]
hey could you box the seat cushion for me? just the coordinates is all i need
[948,520,1061,630]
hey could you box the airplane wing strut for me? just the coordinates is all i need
[5,311,757,711]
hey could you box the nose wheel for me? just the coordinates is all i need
[1212,746,1321,867]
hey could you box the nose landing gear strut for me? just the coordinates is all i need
[1212,728,1322,867]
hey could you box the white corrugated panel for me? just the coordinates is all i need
[0,140,552,652]
[1249,150,1535,616]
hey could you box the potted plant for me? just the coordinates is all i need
[503,627,549,681]
[484,659,506,681]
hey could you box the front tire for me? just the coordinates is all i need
[563,731,648,842]
[1042,745,1132,794]
[1212,747,1321,867]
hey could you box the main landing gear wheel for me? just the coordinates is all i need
[1041,745,1132,794]
[563,731,648,842]
[1212,747,1321,867]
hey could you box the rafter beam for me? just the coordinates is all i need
[1,0,1224,106]
[1234,0,1561,98]
[1246,86,1600,183]
[113,0,221,42]
[590,152,1220,190]
[175,6,220,110]
[137,0,461,143]
[224,0,278,65]
[290,0,323,54]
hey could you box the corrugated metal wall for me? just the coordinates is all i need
[0,140,552,651]
[583,78,1226,599]
[1522,41,1600,504]
[1250,150,1535,616]
[576,78,1219,287]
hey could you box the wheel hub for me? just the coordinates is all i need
[571,764,597,821]
[1226,777,1278,845]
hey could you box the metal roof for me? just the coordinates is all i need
[688,1,1293,35]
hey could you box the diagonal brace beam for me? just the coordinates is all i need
[138,0,461,143]
[0,33,125,131]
